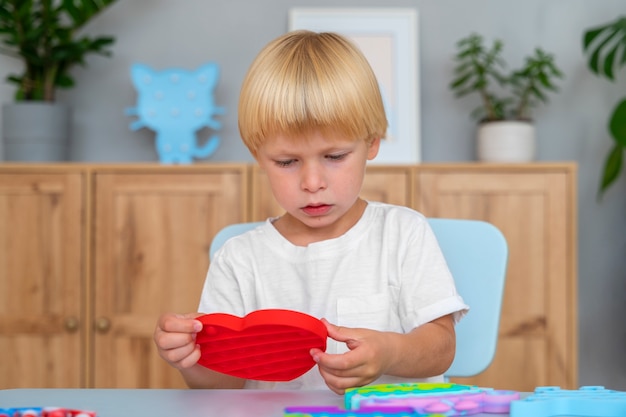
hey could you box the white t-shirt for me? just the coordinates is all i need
[198,201,468,389]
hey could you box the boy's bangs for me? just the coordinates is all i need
[257,61,383,143]
[239,30,388,153]
[260,81,363,140]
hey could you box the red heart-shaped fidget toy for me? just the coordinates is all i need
[196,309,327,381]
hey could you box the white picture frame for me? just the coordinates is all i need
[289,8,420,164]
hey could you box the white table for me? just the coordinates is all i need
[0,388,514,417]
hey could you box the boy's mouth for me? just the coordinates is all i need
[302,204,332,216]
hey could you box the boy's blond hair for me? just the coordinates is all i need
[238,30,388,155]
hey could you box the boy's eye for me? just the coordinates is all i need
[327,153,348,161]
[274,159,295,167]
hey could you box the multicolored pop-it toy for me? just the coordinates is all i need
[284,405,421,417]
[285,382,519,417]
[0,408,95,417]
[344,382,519,415]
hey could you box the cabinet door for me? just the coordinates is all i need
[0,170,85,388]
[250,165,412,220]
[92,167,247,388]
[414,164,577,391]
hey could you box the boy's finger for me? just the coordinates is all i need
[325,322,357,344]
[158,332,197,351]
[159,313,203,333]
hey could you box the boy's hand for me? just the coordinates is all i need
[310,319,395,395]
[310,315,455,395]
[154,312,204,370]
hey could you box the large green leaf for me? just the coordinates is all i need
[583,17,626,196]
[609,99,626,147]
[599,144,623,197]
[583,17,626,81]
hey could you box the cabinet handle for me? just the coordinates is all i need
[95,317,112,333]
[64,316,80,333]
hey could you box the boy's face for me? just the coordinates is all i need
[256,130,380,240]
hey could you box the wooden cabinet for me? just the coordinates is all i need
[0,163,576,390]
[0,164,247,389]
[413,163,577,391]
[0,166,86,388]
[90,165,247,388]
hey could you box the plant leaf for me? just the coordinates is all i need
[599,144,623,196]
[583,17,626,80]
[583,26,607,51]
[602,44,618,79]
[609,99,626,147]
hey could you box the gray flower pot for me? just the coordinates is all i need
[2,102,71,161]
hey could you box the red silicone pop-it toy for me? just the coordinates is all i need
[196,309,327,381]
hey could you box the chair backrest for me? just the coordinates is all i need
[209,218,508,379]
[427,218,508,378]
[210,222,264,260]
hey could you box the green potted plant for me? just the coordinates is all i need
[450,33,564,162]
[0,0,117,161]
[582,16,626,198]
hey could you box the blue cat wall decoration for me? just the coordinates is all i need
[126,63,225,164]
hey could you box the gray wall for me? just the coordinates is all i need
[1,0,625,389]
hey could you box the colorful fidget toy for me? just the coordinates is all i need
[284,405,430,417]
[196,309,326,381]
[0,408,95,417]
[344,382,519,415]
[510,385,626,417]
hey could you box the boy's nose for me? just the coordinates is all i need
[300,163,327,192]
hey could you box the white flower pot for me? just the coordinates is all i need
[476,120,535,162]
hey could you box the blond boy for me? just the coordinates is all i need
[154,30,467,394]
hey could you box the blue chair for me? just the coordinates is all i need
[209,221,265,260]
[427,218,508,378]
[209,218,508,379]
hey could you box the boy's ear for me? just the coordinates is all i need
[367,137,381,160]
